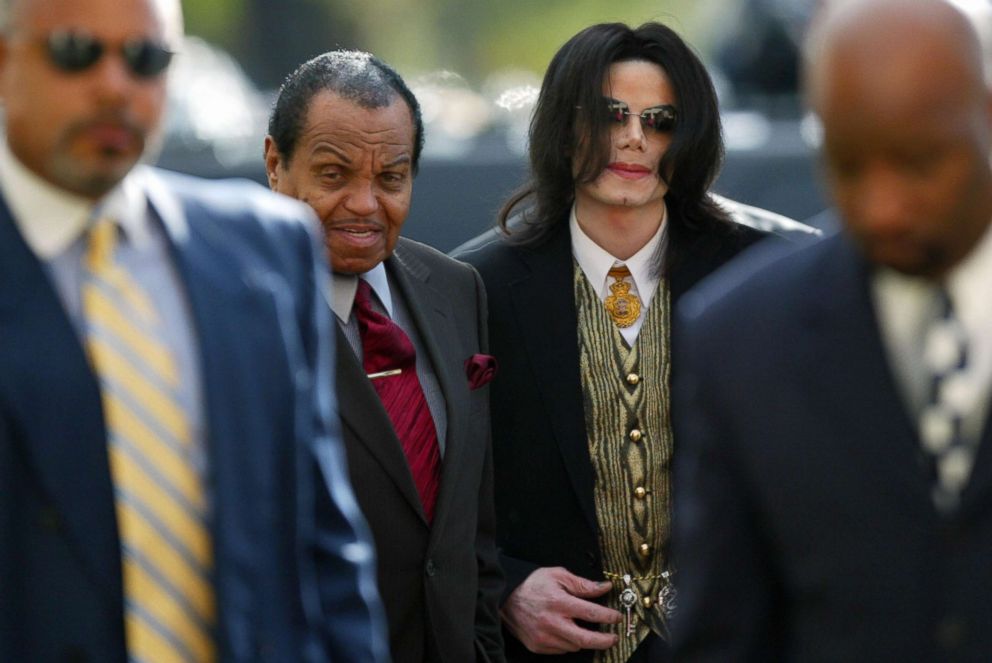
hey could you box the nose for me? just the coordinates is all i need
[851,167,914,235]
[343,180,380,217]
[90,52,136,106]
[616,114,647,152]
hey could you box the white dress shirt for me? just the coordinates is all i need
[570,204,669,346]
[0,139,209,481]
[873,220,992,444]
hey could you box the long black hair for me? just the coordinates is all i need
[499,22,734,258]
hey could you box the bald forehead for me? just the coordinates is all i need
[1,0,183,44]
[806,0,986,109]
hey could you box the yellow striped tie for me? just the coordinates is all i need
[83,217,216,663]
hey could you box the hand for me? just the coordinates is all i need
[501,566,621,654]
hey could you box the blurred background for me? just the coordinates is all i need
[161,0,830,252]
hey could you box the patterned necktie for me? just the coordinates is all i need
[82,217,216,662]
[919,286,974,511]
[605,265,642,328]
[353,280,441,522]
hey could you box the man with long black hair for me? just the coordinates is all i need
[454,21,782,663]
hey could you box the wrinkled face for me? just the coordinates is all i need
[0,0,173,199]
[574,59,677,218]
[266,90,414,274]
[814,44,992,277]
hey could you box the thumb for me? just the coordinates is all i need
[559,571,612,598]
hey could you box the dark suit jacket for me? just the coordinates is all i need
[0,168,386,663]
[670,233,992,662]
[454,216,766,662]
[335,237,504,663]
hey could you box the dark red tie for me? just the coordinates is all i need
[353,280,441,522]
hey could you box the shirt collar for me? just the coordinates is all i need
[569,203,668,301]
[946,218,992,335]
[874,217,992,344]
[330,262,393,323]
[0,139,149,258]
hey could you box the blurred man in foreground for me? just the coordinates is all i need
[264,50,504,663]
[0,0,386,660]
[671,0,992,659]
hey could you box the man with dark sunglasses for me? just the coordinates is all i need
[453,20,815,663]
[0,0,387,661]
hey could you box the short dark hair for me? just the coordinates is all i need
[268,49,425,173]
[499,22,733,257]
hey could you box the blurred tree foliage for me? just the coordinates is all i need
[181,0,713,88]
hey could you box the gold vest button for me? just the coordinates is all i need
[642,596,654,609]
[629,429,643,442]
[638,543,651,557]
[634,486,648,499]
[626,373,640,385]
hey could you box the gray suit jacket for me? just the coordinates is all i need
[334,237,504,663]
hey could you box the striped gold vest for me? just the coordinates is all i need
[574,261,674,663]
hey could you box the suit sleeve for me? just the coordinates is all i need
[470,267,508,663]
[293,219,391,663]
[668,302,783,662]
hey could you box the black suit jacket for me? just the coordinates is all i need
[335,237,504,663]
[454,216,766,662]
[670,233,992,662]
[0,168,386,662]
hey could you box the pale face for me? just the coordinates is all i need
[573,59,677,226]
[0,0,173,199]
[265,90,415,274]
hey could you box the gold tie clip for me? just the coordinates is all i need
[367,369,402,379]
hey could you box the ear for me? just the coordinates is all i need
[263,135,283,192]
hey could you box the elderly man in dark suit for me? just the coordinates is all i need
[264,50,504,663]
[0,0,386,661]
[670,0,992,660]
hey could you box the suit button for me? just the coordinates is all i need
[638,543,652,557]
[626,373,640,385]
[425,559,437,577]
[641,596,654,609]
[935,616,967,650]
[629,429,643,442]
[634,487,648,500]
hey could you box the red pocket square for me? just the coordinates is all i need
[465,353,498,390]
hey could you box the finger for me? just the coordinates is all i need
[555,594,622,625]
[556,620,619,651]
[556,570,613,599]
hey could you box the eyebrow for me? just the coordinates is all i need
[310,143,352,164]
[381,155,412,169]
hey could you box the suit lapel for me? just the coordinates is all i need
[389,240,472,531]
[510,227,599,530]
[334,324,427,521]
[961,416,992,513]
[142,170,271,610]
[801,236,932,502]
[0,194,122,605]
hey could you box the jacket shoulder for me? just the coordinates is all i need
[144,167,316,233]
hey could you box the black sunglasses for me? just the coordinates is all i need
[44,30,173,79]
[606,99,678,133]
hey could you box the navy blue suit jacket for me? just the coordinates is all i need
[671,233,992,662]
[0,168,387,663]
